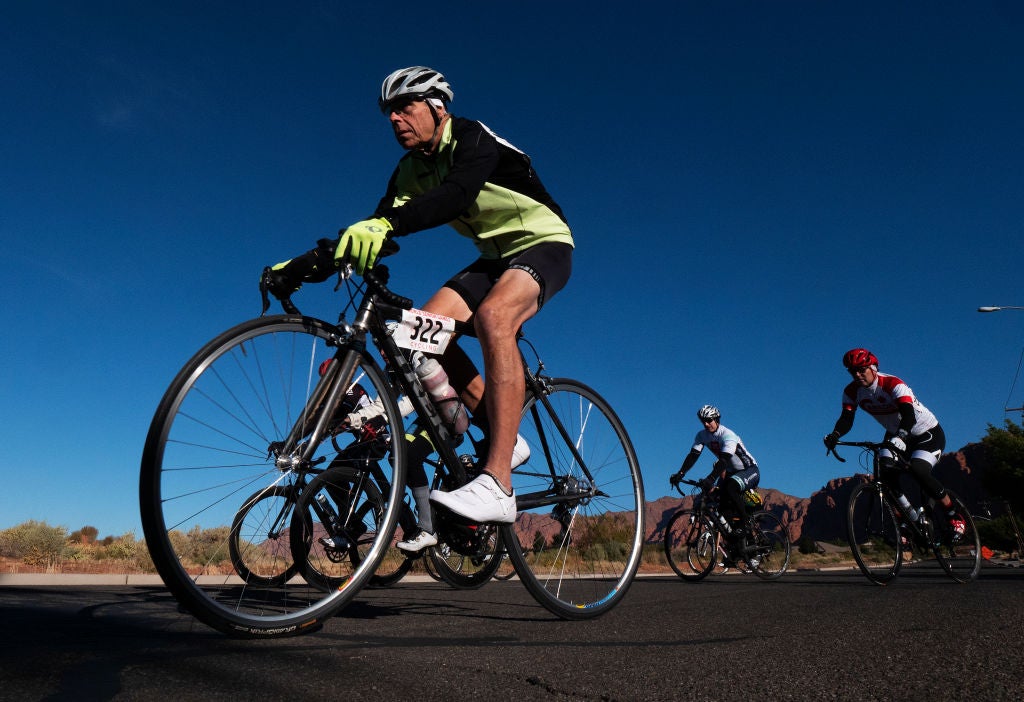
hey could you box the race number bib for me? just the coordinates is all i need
[390,308,455,355]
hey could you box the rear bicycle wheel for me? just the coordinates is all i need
[847,481,902,585]
[229,485,298,587]
[139,315,406,638]
[932,492,981,583]
[745,510,791,580]
[504,378,644,619]
[664,509,717,582]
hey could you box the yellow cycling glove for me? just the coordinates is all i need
[335,217,392,274]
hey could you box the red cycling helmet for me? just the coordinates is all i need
[842,348,879,370]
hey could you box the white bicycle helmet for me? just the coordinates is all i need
[697,405,721,422]
[379,66,454,113]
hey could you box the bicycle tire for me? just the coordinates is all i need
[494,537,528,581]
[422,548,443,581]
[931,491,982,583]
[139,315,406,638]
[503,378,644,619]
[229,485,299,587]
[494,552,517,580]
[745,510,791,580]
[366,502,417,588]
[664,509,717,582]
[846,481,902,585]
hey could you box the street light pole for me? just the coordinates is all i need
[979,306,1024,313]
[979,304,1024,417]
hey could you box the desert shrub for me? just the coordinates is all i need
[0,520,68,566]
[68,525,99,544]
[134,542,156,573]
[798,536,819,555]
[185,525,232,568]
[97,533,139,561]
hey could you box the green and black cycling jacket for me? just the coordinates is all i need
[373,116,574,260]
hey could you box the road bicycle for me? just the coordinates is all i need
[663,479,790,581]
[139,244,644,637]
[828,440,981,585]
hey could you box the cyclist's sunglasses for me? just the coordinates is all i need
[848,366,872,376]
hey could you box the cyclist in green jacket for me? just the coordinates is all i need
[272,66,573,526]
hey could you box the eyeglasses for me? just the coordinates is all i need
[383,98,421,117]
[848,367,872,376]
[701,418,718,425]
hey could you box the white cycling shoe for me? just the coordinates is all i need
[430,473,517,524]
[396,530,438,553]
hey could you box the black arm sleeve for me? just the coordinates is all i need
[678,448,702,475]
[832,407,856,437]
[896,403,915,435]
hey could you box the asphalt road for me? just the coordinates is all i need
[2,563,1022,701]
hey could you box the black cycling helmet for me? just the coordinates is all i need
[379,66,454,113]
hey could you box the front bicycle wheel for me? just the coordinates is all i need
[504,378,644,619]
[932,492,981,583]
[140,315,406,638]
[229,485,298,587]
[664,509,717,582]
[847,481,902,585]
[745,510,791,580]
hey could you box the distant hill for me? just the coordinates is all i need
[645,442,991,544]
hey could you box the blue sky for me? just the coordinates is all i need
[3,2,1023,538]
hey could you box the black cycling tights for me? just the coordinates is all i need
[722,479,751,523]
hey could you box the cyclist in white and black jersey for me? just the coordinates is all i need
[823,348,965,535]
[670,405,761,537]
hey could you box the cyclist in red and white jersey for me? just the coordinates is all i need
[823,348,965,535]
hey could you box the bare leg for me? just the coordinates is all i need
[421,287,484,413]
[423,272,540,491]
[467,269,540,491]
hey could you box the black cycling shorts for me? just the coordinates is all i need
[443,242,573,312]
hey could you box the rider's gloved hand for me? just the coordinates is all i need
[336,217,392,275]
[264,239,339,299]
[669,473,682,487]
[823,431,840,451]
[886,430,908,455]
[264,262,302,297]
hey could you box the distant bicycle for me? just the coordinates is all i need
[664,478,790,581]
[828,440,981,585]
